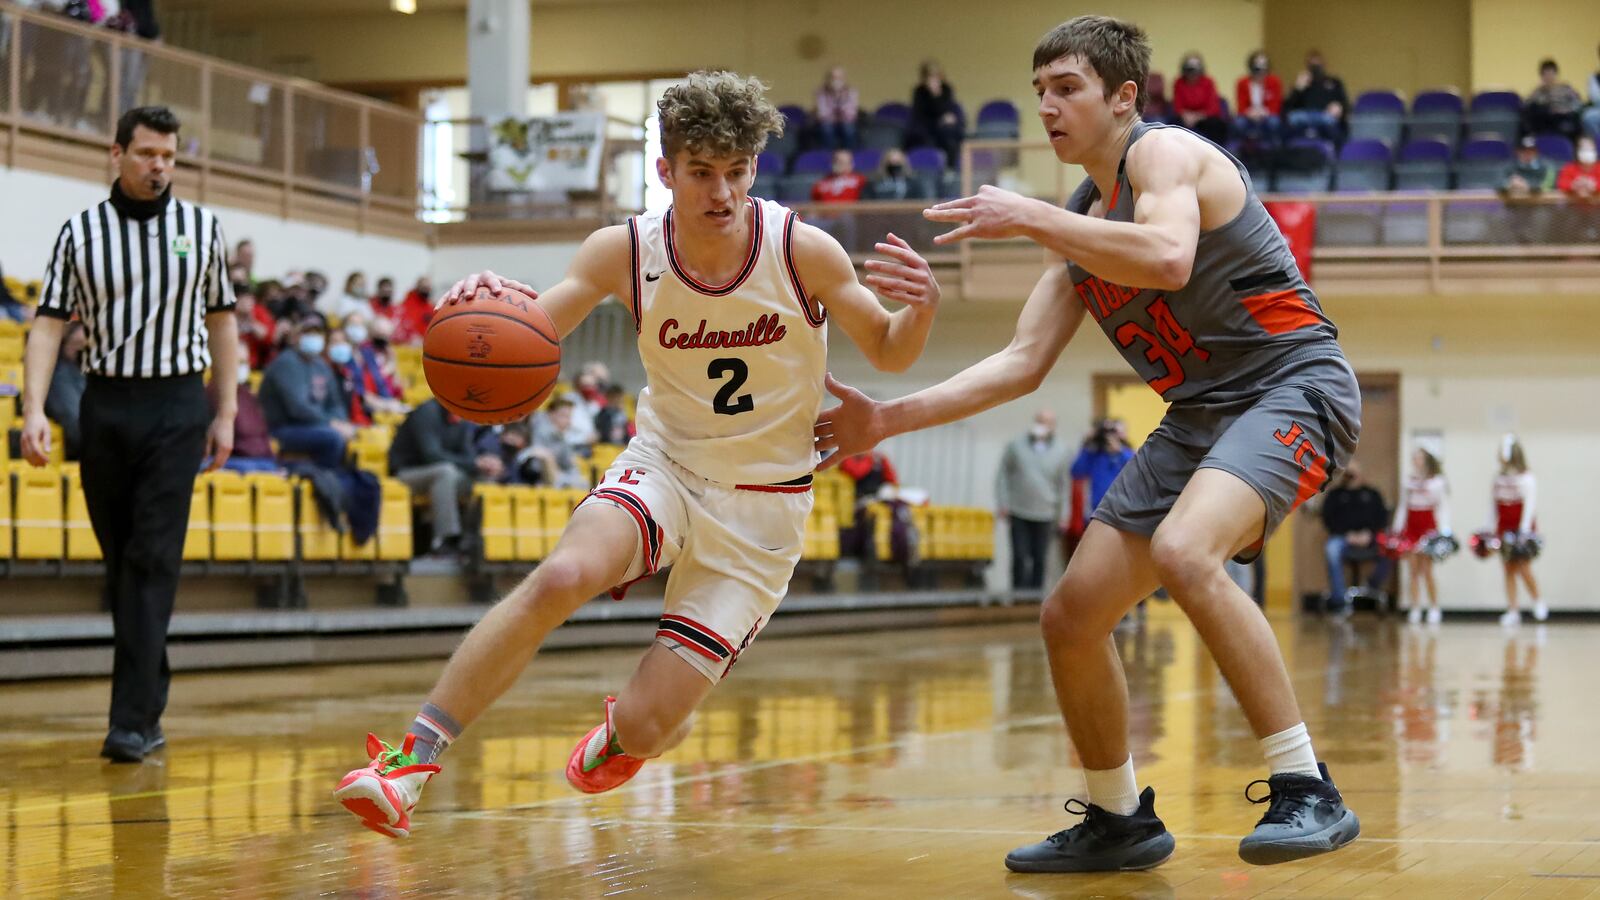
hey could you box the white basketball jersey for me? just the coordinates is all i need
[626,197,828,485]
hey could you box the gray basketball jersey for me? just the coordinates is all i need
[1064,121,1341,403]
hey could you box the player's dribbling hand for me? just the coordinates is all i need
[438,270,541,307]
[863,232,940,308]
[924,185,1044,245]
[813,373,886,471]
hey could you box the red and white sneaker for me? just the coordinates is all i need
[333,732,441,838]
[565,696,646,794]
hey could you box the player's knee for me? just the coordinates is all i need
[1149,528,1217,594]
[1039,592,1097,648]
[525,556,598,610]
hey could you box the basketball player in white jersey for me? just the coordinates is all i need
[333,70,942,838]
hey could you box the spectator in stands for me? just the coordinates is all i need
[907,60,963,166]
[318,271,372,323]
[1584,43,1600,141]
[348,315,407,414]
[840,449,898,506]
[1142,72,1172,123]
[995,409,1073,591]
[1234,49,1283,148]
[1319,461,1391,609]
[1501,135,1553,195]
[236,289,276,369]
[593,382,634,446]
[220,338,277,474]
[258,317,353,469]
[1284,49,1348,142]
[393,276,435,345]
[811,149,868,203]
[527,395,590,489]
[1172,52,1229,144]
[0,262,29,322]
[324,323,372,427]
[867,148,925,200]
[566,363,608,451]
[304,270,329,306]
[44,320,87,460]
[1523,59,1584,140]
[369,276,398,321]
[390,398,503,556]
[814,65,859,150]
[233,238,255,287]
[1558,136,1600,200]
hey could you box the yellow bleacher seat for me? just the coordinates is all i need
[11,461,63,559]
[340,521,377,561]
[377,478,412,560]
[47,423,64,465]
[350,426,392,476]
[511,485,544,561]
[535,487,586,554]
[182,475,211,560]
[249,474,294,561]
[1,363,23,396]
[372,410,406,429]
[296,479,340,560]
[247,370,263,393]
[590,443,624,473]
[0,333,23,364]
[210,471,254,561]
[474,483,515,561]
[61,463,100,560]
[0,464,12,557]
[403,381,433,406]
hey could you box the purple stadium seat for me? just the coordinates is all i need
[1411,91,1463,117]
[853,148,883,173]
[778,104,808,131]
[1353,91,1406,116]
[1287,137,1336,164]
[1458,138,1511,162]
[1534,133,1574,163]
[1399,140,1452,163]
[756,151,785,176]
[1339,139,1393,163]
[1469,91,1522,114]
[906,147,946,171]
[874,102,912,126]
[976,100,1019,125]
[790,149,834,175]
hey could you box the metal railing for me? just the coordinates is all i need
[0,1,423,229]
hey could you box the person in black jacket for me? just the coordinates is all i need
[1320,461,1391,605]
[390,399,503,555]
[1284,49,1348,142]
[907,60,964,166]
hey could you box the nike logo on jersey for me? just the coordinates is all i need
[644,271,663,282]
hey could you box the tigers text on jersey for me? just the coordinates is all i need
[1064,121,1342,403]
[625,196,828,486]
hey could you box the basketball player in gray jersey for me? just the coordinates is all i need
[815,15,1360,873]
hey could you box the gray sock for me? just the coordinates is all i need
[406,703,463,765]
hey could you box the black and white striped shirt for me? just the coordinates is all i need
[38,192,235,378]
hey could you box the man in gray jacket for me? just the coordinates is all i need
[995,409,1073,590]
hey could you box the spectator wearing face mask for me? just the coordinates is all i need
[1234,50,1283,148]
[368,276,398,321]
[1284,49,1348,142]
[333,314,406,422]
[815,65,859,151]
[258,317,354,468]
[592,382,635,446]
[324,323,371,427]
[1524,59,1584,140]
[868,148,925,200]
[317,270,372,324]
[1558,136,1600,200]
[995,410,1073,591]
[218,338,277,474]
[1171,51,1229,144]
[393,276,436,345]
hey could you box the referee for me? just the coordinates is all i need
[20,106,239,763]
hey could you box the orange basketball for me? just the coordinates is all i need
[422,286,560,425]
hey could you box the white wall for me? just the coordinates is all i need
[0,167,430,288]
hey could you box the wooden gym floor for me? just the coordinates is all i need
[5,607,1600,898]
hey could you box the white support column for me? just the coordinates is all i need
[466,0,528,121]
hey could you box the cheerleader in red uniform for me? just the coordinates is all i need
[1492,435,1544,627]
[1393,448,1450,625]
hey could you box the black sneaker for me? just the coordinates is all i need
[1238,762,1360,865]
[1004,786,1176,873]
[100,728,146,763]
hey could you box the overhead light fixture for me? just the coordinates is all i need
[391,0,417,13]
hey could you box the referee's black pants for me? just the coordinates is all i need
[80,374,208,736]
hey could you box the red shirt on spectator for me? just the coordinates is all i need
[1235,74,1283,116]
[392,289,435,345]
[811,172,867,203]
[1172,75,1223,118]
[242,303,277,369]
[1556,161,1600,194]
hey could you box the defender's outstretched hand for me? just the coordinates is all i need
[862,232,940,308]
[438,270,541,308]
[924,185,1044,245]
[814,373,887,470]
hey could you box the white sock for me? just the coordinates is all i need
[1083,756,1141,816]
[1260,723,1321,778]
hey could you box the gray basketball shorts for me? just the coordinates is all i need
[1092,350,1361,559]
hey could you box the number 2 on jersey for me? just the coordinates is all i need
[708,357,755,415]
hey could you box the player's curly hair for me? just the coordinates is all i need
[1033,15,1151,115]
[657,71,784,160]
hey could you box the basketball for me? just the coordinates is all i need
[422,286,561,425]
